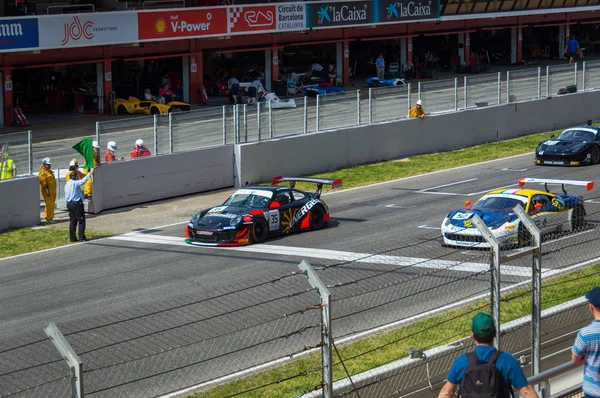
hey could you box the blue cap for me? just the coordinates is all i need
[586,287,600,306]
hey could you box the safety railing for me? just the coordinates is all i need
[369,84,411,123]
[464,72,502,109]
[546,63,578,97]
[0,130,32,179]
[418,79,460,113]
[65,61,594,165]
[582,59,600,91]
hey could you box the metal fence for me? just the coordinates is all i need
[62,60,599,160]
[4,193,599,397]
[0,131,32,178]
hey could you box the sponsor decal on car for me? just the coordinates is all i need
[196,231,213,235]
[288,199,318,230]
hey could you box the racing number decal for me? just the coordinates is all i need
[268,210,280,231]
[552,197,565,210]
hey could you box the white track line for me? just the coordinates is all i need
[108,233,547,277]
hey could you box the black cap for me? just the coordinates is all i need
[586,287,600,306]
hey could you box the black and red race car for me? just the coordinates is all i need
[185,176,342,246]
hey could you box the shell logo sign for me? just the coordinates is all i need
[138,9,227,40]
[155,18,166,34]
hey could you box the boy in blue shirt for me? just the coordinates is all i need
[438,312,538,398]
[572,287,600,398]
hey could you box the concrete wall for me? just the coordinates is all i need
[0,177,41,230]
[235,90,600,185]
[92,145,234,213]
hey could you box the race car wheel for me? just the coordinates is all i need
[517,224,532,248]
[210,86,219,97]
[117,105,127,115]
[310,206,325,230]
[591,145,600,165]
[150,107,160,115]
[571,205,585,231]
[252,218,268,243]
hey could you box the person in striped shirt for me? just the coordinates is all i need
[572,286,600,398]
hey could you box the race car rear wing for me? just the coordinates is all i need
[518,178,594,194]
[272,176,343,197]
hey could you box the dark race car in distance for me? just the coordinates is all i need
[535,122,600,166]
[185,176,342,246]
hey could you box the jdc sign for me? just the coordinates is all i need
[377,0,440,22]
[307,1,374,28]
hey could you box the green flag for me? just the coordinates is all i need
[72,137,95,169]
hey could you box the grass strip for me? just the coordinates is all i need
[196,264,600,398]
[0,227,113,259]
[293,130,556,192]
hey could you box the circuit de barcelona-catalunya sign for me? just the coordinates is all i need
[306,0,440,29]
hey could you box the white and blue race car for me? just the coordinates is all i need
[441,178,593,248]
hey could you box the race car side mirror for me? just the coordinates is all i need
[269,201,281,209]
[464,200,472,210]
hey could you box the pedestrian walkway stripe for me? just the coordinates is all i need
[108,233,548,277]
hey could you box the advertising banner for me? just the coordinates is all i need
[376,0,440,23]
[306,1,374,29]
[0,18,39,51]
[227,5,277,33]
[276,3,306,31]
[38,13,138,49]
[138,8,227,40]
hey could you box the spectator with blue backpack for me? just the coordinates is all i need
[437,312,539,398]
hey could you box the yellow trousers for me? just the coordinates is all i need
[41,188,56,221]
[83,169,92,197]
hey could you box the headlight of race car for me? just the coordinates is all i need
[230,215,242,226]
[191,213,201,224]
[443,215,451,226]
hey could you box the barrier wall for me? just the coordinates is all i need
[92,145,234,213]
[235,90,600,186]
[0,177,41,231]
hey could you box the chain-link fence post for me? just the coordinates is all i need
[357,89,361,126]
[417,81,422,101]
[407,83,411,115]
[168,112,173,154]
[153,114,158,155]
[303,96,308,134]
[546,65,550,97]
[316,94,320,132]
[471,214,501,349]
[243,104,248,142]
[575,62,578,90]
[222,106,227,145]
[368,88,372,124]
[463,76,468,110]
[95,121,100,145]
[268,100,273,139]
[27,130,32,175]
[256,103,261,141]
[583,61,587,91]
[45,322,84,398]
[298,260,332,398]
[454,78,458,110]
[506,71,511,103]
[537,67,541,99]
[497,72,501,104]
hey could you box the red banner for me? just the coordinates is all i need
[227,5,277,33]
[138,8,227,40]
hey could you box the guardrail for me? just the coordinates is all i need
[89,60,600,154]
